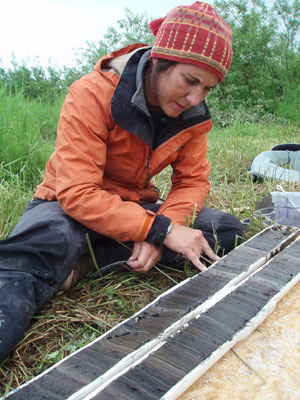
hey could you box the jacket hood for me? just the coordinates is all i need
[93,43,150,73]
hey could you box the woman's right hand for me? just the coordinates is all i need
[163,224,220,271]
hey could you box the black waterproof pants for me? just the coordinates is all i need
[0,199,244,363]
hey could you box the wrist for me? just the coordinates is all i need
[145,214,172,245]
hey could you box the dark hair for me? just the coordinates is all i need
[146,58,178,98]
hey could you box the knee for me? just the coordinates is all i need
[214,213,244,255]
[219,211,244,234]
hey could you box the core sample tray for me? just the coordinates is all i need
[5,225,300,400]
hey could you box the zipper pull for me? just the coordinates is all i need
[146,154,151,181]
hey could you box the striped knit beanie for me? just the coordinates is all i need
[149,2,233,82]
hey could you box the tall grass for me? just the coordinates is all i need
[0,87,61,236]
[0,87,59,188]
[272,86,300,125]
[0,168,34,237]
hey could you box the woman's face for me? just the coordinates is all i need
[146,59,219,118]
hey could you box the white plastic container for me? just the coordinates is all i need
[271,191,300,227]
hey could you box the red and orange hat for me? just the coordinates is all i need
[149,2,233,82]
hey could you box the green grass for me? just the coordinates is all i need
[0,89,300,395]
[272,86,300,125]
[0,87,58,235]
[0,168,34,237]
[0,87,58,188]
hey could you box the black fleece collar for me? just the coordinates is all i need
[110,48,211,149]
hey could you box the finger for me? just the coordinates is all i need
[126,258,145,272]
[191,257,207,272]
[128,242,141,261]
[201,238,220,261]
[185,250,207,272]
[127,252,150,272]
[137,251,159,273]
[127,259,152,273]
[128,243,161,273]
[128,252,159,273]
[127,262,148,273]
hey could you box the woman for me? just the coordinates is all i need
[0,2,243,363]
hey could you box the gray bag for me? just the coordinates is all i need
[250,143,300,183]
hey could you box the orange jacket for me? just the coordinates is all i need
[34,44,212,242]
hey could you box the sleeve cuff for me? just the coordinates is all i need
[145,214,171,245]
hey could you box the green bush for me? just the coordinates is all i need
[1,2,299,125]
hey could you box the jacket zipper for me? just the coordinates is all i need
[146,152,152,182]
